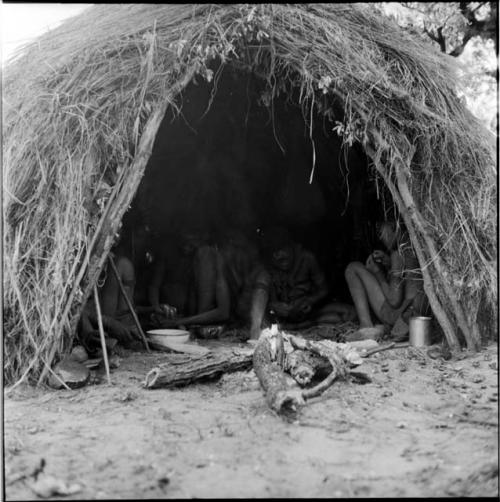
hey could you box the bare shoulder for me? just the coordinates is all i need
[115,255,134,277]
[300,248,320,268]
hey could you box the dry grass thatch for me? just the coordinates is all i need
[3,4,497,386]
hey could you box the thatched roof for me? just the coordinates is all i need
[3,4,496,386]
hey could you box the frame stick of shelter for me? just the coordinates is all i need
[108,255,150,352]
[93,285,112,385]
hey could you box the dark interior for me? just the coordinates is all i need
[122,64,388,303]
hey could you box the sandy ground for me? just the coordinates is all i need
[3,335,499,500]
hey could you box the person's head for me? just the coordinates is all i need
[376,220,400,250]
[263,227,295,271]
[219,227,254,249]
[179,230,208,256]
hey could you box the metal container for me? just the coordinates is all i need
[409,316,432,346]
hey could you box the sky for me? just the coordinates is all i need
[1,3,91,63]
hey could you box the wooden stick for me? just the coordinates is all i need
[108,256,150,352]
[93,285,111,385]
[302,368,339,400]
[362,342,396,358]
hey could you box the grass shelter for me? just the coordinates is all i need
[3,4,497,387]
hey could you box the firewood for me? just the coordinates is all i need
[253,328,368,417]
[143,349,253,389]
[253,335,299,413]
[284,349,330,385]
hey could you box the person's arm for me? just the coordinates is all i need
[374,250,404,307]
[169,253,230,326]
[148,257,165,313]
[291,254,328,313]
[117,256,135,307]
[306,256,329,306]
[401,247,424,303]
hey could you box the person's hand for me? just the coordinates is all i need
[372,249,390,268]
[160,304,177,319]
[292,298,313,315]
[366,254,382,274]
[270,302,292,318]
[153,304,164,315]
[389,252,404,276]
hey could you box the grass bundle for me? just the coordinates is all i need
[3,4,496,386]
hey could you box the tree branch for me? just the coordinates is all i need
[424,24,447,53]
[448,30,474,57]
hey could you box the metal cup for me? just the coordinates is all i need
[409,316,432,346]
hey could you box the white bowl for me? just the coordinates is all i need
[147,329,190,345]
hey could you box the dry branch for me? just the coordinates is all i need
[253,329,364,416]
[143,349,253,389]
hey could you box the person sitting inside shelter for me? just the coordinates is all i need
[344,219,428,341]
[248,227,335,339]
[78,230,139,352]
[217,228,264,329]
[148,230,231,328]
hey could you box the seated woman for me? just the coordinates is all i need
[78,231,139,352]
[248,227,355,339]
[148,231,231,328]
[344,220,428,341]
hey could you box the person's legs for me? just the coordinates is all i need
[344,261,386,327]
[249,271,271,340]
[314,302,357,322]
[78,310,99,352]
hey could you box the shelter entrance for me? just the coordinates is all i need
[123,64,388,303]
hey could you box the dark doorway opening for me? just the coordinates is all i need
[123,65,388,303]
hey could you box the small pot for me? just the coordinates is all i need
[409,316,432,346]
[196,325,224,339]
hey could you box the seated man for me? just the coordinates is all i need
[78,231,139,352]
[149,231,231,328]
[248,227,334,339]
[344,220,428,341]
[217,229,264,329]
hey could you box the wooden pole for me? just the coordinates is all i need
[93,285,112,385]
[108,255,150,352]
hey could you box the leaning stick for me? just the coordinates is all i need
[362,342,396,358]
[93,285,111,385]
[108,256,150,352]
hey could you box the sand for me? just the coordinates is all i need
[4,339,498,499]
